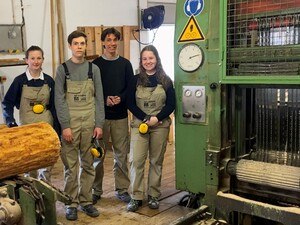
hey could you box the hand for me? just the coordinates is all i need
[146,116,159,126]
[111,96,121,105]
[106,96,115,106]
[93,127,103,139]
[62,128,73,143]
[106,96,121,106]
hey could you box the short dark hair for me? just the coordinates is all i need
[101,27,121,41]
[25,45,44,59]
[67,30,87,45]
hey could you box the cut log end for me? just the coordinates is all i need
[0,122,61,179]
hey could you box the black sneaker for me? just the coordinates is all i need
[66,207,78,221]
[127,199,142,212]
[80,204,100,217]
[115,192,131,203]
[148,196,159,209]
[92,194,101,205]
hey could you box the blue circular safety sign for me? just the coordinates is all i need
[184,0,204,17]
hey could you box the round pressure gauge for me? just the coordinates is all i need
[178,43,204,72]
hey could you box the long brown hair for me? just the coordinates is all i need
[138,45,172,90]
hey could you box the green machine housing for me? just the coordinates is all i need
[174,0,300,224]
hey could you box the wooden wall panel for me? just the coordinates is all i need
[78,25,139,60]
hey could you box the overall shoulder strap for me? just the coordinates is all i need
[62,63,70,79]
[88,62,93,79]
[62,63,70,91]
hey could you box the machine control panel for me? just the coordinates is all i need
[182,85,206,123]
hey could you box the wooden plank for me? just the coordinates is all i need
[84,27,95,56]
[94,26,103,56]
[57,0,65,64]
[0,58,20,62]
[123,26,131,60]
[50,0,56,77]
[77,26,85,33]
[0,59,26,67]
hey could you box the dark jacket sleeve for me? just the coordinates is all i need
[120,60,134,102]
[2,75,24,125]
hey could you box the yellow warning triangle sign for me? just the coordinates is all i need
[178,16,205,43]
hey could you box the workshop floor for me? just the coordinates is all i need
[51,143,193,225]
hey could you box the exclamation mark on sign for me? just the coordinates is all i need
[190,24,194,32]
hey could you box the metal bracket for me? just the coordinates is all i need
[206,150,220,168]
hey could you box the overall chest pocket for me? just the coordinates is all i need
[23,89,39,100]
[67,85,90,104]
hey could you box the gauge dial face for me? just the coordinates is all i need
[178,43,204,72]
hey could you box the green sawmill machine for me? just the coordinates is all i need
[174,0,300,224]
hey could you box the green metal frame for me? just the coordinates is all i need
[174,0,222,202]
[220,0,300,84]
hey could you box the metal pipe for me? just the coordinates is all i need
[137,0,142,52]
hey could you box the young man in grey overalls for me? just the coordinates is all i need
[55,30,105,221]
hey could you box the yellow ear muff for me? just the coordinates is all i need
[90,148,100,158]
[32,104,45,114]
[90,138,105,159]
[139,123,149,134]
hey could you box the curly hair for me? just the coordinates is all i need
[138,45,172,91]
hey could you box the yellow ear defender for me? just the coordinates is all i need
[139,115,151,135]
[90,137,105,159]
[32,104,45,114]
[139,123,149,134]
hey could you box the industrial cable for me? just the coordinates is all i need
[132,28,159,45]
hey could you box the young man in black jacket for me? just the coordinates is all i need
[92,27,134,204]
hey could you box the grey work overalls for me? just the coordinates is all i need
[129,84,171,200]
[60,64,96,207]
[19,82,53,181]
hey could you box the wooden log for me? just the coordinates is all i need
[0,122,60,179]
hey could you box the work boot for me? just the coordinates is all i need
[65,207,78,221]
[127,199,142,212]
[115,192,131,203]
[80,204,100,217]
[148,196,159,209]
[92,194,101,205]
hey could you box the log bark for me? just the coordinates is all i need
[0,122,60,179]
